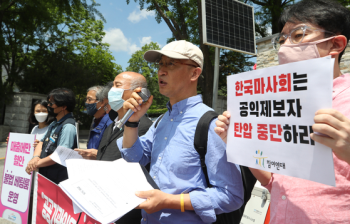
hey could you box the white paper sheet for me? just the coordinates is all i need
[50,146,83,167]
[60,159,154,224]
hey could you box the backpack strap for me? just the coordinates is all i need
[154,113,165,128]
[194,110,218,187]
[193,110,257,224]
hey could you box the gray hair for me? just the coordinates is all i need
[101,82,114,100]
[87,86,104,101]
[129,76,147,90]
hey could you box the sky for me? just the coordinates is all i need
[96,1,172,70]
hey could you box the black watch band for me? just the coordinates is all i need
[125,121,140,128]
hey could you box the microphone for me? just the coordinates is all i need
[115,88,151,130]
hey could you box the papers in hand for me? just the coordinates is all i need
[59,159,154,224]
[50,146,83,167]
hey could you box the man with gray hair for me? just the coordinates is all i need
[84,85,112,150]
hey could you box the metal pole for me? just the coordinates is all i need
[212,47,220,111]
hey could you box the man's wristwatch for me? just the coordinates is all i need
[32,155,40,159]
[125,121,140,128]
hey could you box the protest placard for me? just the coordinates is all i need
[0,133,35,223]
[32,173,100,224]
[226,57,335,186]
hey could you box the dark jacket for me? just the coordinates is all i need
[96,115,153,224]
[96,115,152,161]
[40,113,77,185]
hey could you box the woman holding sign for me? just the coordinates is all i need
[215,0,350,223]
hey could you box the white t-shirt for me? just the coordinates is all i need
[31,125,49,140]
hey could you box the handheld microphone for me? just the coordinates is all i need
[115,88,151,130]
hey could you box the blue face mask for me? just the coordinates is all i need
[108,87,127,111]
[85,102,101,116]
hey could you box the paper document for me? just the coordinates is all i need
[50,146,83,167]
[59,159,154,224]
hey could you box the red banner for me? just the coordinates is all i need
[35,174,100,224]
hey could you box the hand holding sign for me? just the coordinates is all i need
[25,157,39,174]
[311,108,350,165]
[214,111,231,144]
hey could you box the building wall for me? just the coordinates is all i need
[256,35,350,74]
[4,92,47,134]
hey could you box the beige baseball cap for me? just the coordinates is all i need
[144,40,204,69]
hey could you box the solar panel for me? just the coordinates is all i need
[202,0,256,55]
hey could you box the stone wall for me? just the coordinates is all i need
[256,34,350,74]
[4,92,47,134]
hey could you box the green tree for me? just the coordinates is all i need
[218,50,255,96]
[249,0,295,37]
[249,0,350,37]
[127,0,217,107]
[13,3,122,127]
[127,0,255,107]
[126,42,168,109]
[0,0,104,104]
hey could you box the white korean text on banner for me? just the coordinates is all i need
[0,133,35,224]
[226,57,335,186]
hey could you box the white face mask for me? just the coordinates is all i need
[108,87,131,111]
[35,112,48,123]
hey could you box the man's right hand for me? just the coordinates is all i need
[123,87,153,122]
[74,148,98,160]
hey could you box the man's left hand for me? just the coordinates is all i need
[74,148,98,160]
[311,109,350,165]
[135,190,170,214]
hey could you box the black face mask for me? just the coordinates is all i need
[109,109,118,121]
[47,106,58,117]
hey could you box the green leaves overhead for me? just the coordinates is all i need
[126,42,168,109]
[0,0,121,107]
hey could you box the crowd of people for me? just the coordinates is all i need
[6,0,350,223]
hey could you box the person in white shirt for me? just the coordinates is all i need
[6,99,54,146]
[28,100,55,143]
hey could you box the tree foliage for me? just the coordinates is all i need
[127,0,255,107]
[0,0,122,127]
[126,42,168,109]
[0,0,109,103]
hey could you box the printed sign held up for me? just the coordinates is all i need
[0,133,36,224]
[226,57,335,186]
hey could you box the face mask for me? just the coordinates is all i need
[278,37,335,65]
[108,87,128,111]
[47,106,58,117]
[85,102,102,116]
[35,113,48,123]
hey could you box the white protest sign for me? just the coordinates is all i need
[227,57,335,186]
[0,133,35,223]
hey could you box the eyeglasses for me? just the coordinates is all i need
[85,97,98,103]
[48,102,56,106]
[154,59,198,70]
[271,25,336,51]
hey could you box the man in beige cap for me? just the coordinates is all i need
[117,40,244,224]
